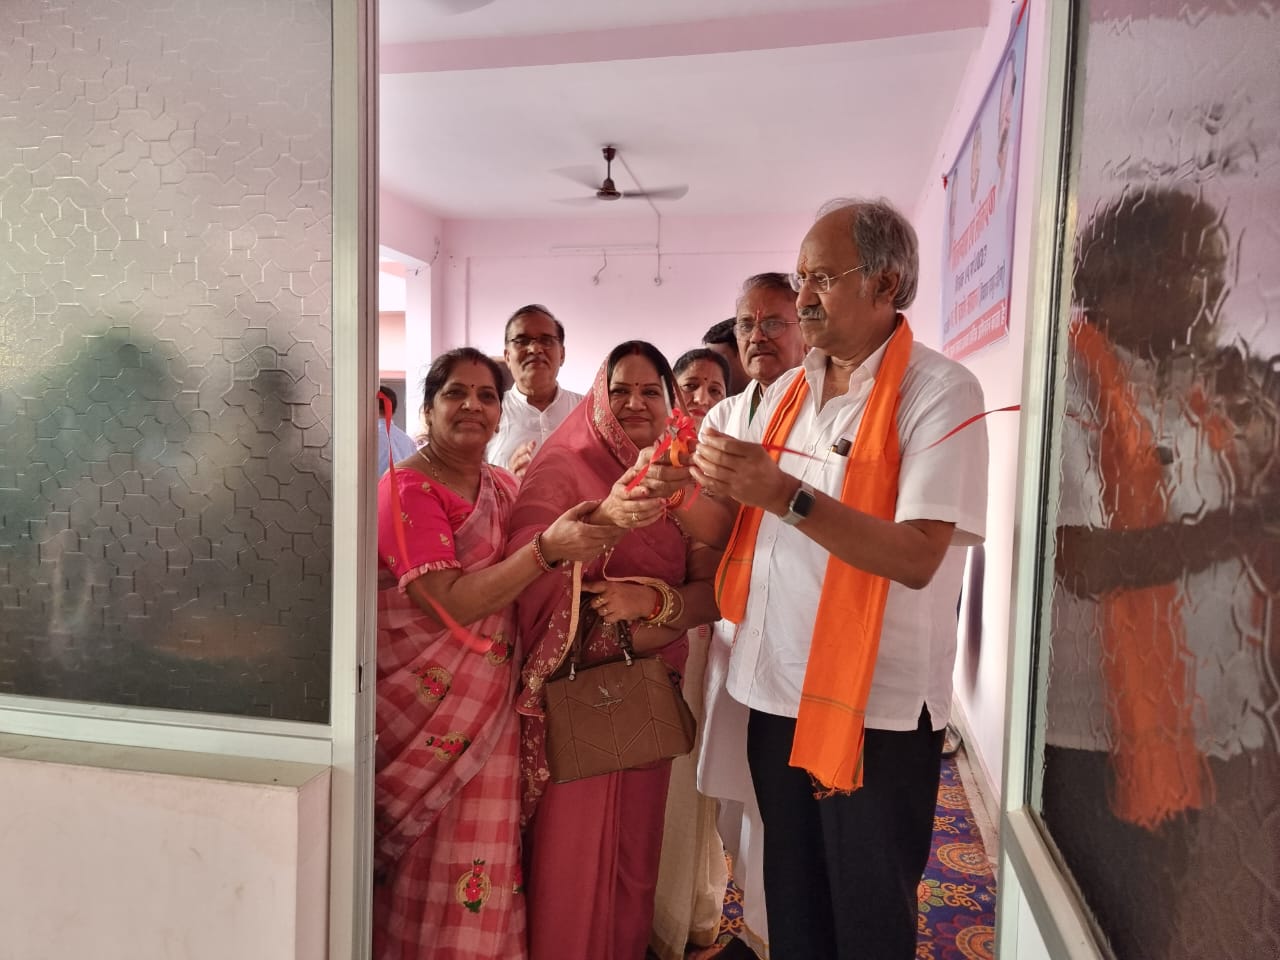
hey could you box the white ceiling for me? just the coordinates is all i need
[378,0,988,220]
[381,0,902,44]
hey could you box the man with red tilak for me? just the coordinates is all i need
[690,271,808,958]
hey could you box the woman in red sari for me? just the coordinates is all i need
[374,347,616,960]
[510,340,723,960]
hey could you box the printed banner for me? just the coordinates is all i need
[942,6,1029,360]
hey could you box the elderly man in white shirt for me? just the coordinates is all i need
[485,304,583,478]
[695,271,807,958]
[666,199,988,960]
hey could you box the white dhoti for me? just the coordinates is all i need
[696,619,769,957]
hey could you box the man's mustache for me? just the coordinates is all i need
[798,306,825,322]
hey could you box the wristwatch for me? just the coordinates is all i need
[780,481,816,526]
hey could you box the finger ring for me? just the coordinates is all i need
[630,511,638,523]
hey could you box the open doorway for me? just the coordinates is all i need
[368,2,1004,958]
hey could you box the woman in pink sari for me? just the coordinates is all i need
[374,347,616,960]
[509,340,723,960]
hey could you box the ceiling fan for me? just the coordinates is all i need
[556,146,688,204]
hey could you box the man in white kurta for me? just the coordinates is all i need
[695,271,808,959]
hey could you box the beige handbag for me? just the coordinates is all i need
[543,604,696,784]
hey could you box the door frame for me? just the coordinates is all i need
[996,1,1105,956]
[331,0,379,954]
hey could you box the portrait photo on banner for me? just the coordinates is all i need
[942,6,1028,360]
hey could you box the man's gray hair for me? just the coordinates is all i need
[739,271,793,300]
[815,198,919,310]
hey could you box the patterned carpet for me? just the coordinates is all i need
[712,756,997,959]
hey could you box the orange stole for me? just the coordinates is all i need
[1069,319,1219,828]
[716,320,913,793]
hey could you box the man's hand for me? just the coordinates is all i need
[507,440,537,478]
[691,427,795,514]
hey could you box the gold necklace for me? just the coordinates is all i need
[420,449,476,499]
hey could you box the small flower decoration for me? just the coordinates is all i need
[485,632,512,666]
[414,666,451,702]
[423,732,471,761]
[456,859,491,913]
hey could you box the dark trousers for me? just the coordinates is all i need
[746,707,944,960]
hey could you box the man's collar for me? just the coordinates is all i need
[803,337,891,383]
[511,384,560,409]
[804,315,902,383]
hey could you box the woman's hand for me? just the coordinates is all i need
[540,501,623,565]
[590,464,667,531]
[631,443,695,502]
[583,580,660,625]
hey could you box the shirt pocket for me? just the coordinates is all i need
[801,435,856,498]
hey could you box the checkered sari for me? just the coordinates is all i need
[373,465,527,959]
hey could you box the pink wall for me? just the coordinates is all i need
[0,735,330,960]
[435,213,812,393]
[911,0,1045,801]
[381,188,443,263]
[379,311,406,377]
[381,189,443,417]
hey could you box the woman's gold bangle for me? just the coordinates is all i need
[640,580,680,627]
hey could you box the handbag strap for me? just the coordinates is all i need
[563,559,585,661]
[560,555,647,679]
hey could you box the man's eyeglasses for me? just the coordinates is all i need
[788,263,870,294]
[507,335,562,350]
[734,317,801,339]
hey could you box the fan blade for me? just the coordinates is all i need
[623,185,688,201]
[551,165,603,190]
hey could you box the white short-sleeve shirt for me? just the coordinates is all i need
[702,380,765,441]
[724,339,989,731]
